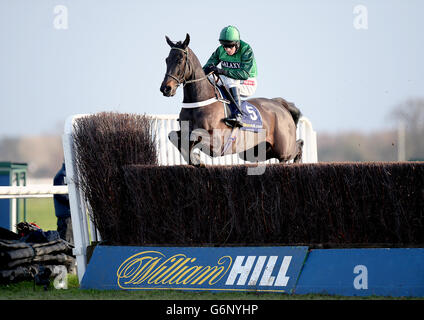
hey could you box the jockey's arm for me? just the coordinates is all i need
[203,48,220,72]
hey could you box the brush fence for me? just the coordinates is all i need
[63,113,317,282]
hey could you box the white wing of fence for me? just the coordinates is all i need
[62,114,92,282]
[0,113,318,282]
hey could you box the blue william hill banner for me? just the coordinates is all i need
[295,248,424,297]
[81,246,308,293]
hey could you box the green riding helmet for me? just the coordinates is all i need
[219,26,240,48]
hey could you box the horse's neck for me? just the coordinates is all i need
[183,49,215,103]
[183,81,215,103]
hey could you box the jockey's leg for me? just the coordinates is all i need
[220,76,243,127]
[239,78,257,97]
[221,76,258,127]
[229,86,242,113]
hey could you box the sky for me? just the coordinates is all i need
[0,0,423,137]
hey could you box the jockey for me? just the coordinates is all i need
[203,25,258,127]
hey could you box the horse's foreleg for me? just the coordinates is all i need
[189,129,213,167]
[169,129,211,166]
[168,130,194,165]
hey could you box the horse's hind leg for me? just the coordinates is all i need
[274,139,303,163]
[238,142,269,162]
[293,139,304,163]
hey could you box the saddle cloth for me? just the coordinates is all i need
[217,86,263,132]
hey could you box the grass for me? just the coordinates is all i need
[1,274,417,300]
[2,279,418,319]
[20,198,57,231]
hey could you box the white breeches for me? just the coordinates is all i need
[209,75,258,97]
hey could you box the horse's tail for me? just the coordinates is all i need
[272,97,302,126]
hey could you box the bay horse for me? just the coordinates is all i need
[159,34,303,166]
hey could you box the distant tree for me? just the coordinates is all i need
[0,135,63,178]
[0,137,21,161]
[389,98,424,160]
[318,130,397,162]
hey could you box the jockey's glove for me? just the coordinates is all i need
[204,65,228,76]
[215,67,228,76]
[203,65,215,74]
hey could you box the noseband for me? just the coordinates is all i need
[165,47,209,87]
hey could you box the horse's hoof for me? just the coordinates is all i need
[191,161,206,168]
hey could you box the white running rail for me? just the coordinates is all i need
[0,185,68,199]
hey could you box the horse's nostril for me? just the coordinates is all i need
[162,86,172,94]
[160,84,172,95]
[160,84,169,93]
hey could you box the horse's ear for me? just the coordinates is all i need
[165,35,175,47]
[182,33,190,49]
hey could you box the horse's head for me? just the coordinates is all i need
[160,34,190,97]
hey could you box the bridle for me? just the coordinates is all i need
[165,47,210,87]
[164,46,225,108]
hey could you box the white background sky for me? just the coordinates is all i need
[0,0,423,137]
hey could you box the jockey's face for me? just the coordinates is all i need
[223,45,237,56]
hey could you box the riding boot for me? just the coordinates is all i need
[224,87,243,127]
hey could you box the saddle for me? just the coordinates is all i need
[216,86,263,132]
